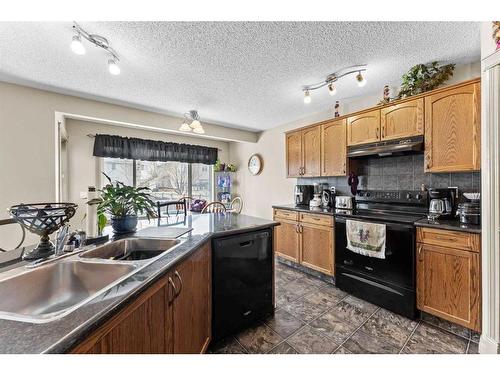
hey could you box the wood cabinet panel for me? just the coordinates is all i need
[273,218,300,263]
[381,98,424,140]
[286,131,303,177]
[274,208,298,221]
[416,243,480,331]
[299,212,333,227]
[321,119,347,176]
[173,243,211,354]
[302,126,321,177]
[424,82,481,172]
[417,227,480,253]
[71,276,172,354]
[300,223,334,276]
[347,109,381,146]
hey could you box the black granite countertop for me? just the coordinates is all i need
[414,218,481,234]
[0,213,278,354]
[272,204,335,216]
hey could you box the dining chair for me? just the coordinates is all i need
[0,218,26,252]
[157,197,189,218]
[201,201,227,214]
[228,196,243,214]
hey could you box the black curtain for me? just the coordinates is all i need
[92,134,218,165]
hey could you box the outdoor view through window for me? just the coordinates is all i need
[102,158,213,202]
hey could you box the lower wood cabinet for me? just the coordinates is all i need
[71,243,211,354]
[416,228,481,332]
[273,209,334,276]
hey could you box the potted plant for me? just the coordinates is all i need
[97,173,157,234]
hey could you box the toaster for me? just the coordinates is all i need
[335,196,353,209]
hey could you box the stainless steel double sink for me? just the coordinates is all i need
[0,238,181,323]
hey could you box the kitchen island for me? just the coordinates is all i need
[0,213,278,354]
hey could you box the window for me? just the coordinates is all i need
[101,158,213,202]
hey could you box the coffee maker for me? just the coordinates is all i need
[428,188,457,221]
[294,185,314,206]
[321,187,336,208]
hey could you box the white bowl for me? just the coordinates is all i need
[463,193,481,201]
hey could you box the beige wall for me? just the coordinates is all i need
[0,81,254,248]
[65,119,229,226]
[229,62,481,220]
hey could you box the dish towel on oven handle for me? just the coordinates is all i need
[346,219,387,259]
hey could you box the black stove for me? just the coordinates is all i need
[334,189,428,319]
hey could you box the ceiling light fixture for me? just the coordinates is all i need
[179,110,205,134]
[70,34,86,55]
[71,22,121,75]
[356,71,367,87]
[328,83,337,96]
[301,65,367,103]
[303,90,312,104]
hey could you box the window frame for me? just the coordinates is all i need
[99,157,214,201]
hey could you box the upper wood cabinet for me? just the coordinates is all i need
[302,126,321,177]
[321,119,347,176]
[285,126,320,177]
[347,109,381,146]
[381,98,424,140]
[286,130,303,177]
[424,82,481,172]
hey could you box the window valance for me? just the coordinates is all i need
[92,134,218,165]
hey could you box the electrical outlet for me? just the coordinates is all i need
[80,191,87,199]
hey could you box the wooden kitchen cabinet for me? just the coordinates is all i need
[416,228,481,331]
[285,126,321,177]
[300,222,334,276]
[286,130,303,177]
[424,81,481,172]
[380,98,424,140]
[274,218,300,263]
[321,119,348,176]
[173,243,211,354]
[347,109,381,146]
[273,208,334,276]
[71,243,211,354]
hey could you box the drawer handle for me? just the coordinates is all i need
[434,235,457,242]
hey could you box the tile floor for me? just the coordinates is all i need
[209,261,480,354]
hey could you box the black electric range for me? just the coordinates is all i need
[334,190,428,319]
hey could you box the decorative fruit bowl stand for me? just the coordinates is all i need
[9,203,77,260]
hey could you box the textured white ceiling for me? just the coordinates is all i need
[0,22,480,131]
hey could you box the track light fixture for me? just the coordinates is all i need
[301,65,367,103]
[71,22,121,75]
[179,110,205,134]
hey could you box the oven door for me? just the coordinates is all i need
[334,216,415,289]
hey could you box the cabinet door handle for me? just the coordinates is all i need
[168,276,178,303]
[174,271,183,297]
[299,224,303,233]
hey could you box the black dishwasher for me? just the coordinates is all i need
[212,228,273,341]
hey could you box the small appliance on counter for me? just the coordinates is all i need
[427,188,457,221]
[321,187,336,208]
[335,196,353,209]
[456,193,481,225]
[309,193,322,208]
[294,184,314,206]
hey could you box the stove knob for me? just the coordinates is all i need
[416,193,422,200]
[366,192,371,197]
[358,192,364,197]
[406,193,413,200]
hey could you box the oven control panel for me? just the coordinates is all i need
[356,190,428,204]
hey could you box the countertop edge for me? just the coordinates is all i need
[414,220,481,234]
[272,205,335,216]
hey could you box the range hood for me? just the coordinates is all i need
[347,136,424,158]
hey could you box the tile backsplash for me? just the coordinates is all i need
[298,153,481,198]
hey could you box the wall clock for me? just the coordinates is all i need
[248,154,263,175]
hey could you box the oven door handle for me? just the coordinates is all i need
[334,216,415,231]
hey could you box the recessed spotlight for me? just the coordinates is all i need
[108,59,121,75]
[303,90,311,104]
[356,71,367,87]
[70,34,86,55]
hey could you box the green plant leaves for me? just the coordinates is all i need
[397,61,455,99]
